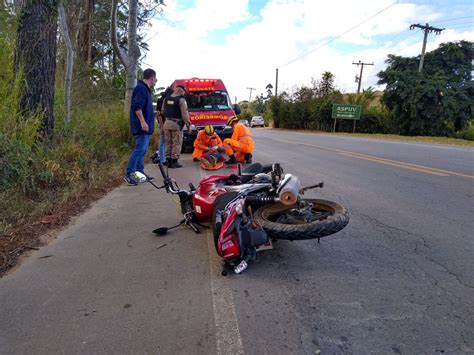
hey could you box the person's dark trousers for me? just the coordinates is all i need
[126,134,151,176]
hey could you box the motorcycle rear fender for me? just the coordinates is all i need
[217,201,243,260]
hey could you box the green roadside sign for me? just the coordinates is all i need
[332,104,362,120]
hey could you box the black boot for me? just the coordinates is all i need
[244,153,252,164]
[170,159,182,168]
[225,155,237,164]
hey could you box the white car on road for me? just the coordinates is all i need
[250,116,265,127]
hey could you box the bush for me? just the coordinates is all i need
[0,133,32,190]
[336,106,396,134]
[455,124,474,141]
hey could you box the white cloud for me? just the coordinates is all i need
[144,0,474,101]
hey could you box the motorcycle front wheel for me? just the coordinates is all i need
[253,199,349,240]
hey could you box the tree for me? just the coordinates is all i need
[378,41,473,136]
[15,0,58,139]
[318,71,335,97]
[111,0,164,111]
[111,0,140,111]
[265,83,273,98]
[58,1,74,125]
[80,0,94,65]
[346,87,376,108]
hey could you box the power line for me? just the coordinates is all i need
[430,16,473,24]
[280,1,400,68]
[380,28,412,48]
[444,21,474,28]
[447,24,474,30]
[384,30,420,50]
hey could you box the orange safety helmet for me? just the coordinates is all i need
[204,125,215,136]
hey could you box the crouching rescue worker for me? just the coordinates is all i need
[192,125,223,161]
[223,116,254,164]
[162,85,190,168]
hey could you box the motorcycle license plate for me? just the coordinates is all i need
[255,240,273,251]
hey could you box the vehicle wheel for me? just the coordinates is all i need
[253,199,349,240]
[212,192,239,252]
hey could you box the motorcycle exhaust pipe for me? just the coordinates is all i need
[278,174,301,206]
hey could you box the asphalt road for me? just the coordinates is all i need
[1,129,473,354]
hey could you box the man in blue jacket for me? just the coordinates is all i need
[124,69,157,186]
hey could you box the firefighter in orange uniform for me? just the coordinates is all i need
[192,125,223,161]
[223,116,254,164]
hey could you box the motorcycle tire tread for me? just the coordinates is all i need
[253,199,349,240]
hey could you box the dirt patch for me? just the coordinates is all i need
[0,176,124,277]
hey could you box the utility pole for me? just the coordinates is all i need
[275,68,279,98]
[247,87,256,102]
[410,23,444,72]
[352,60,374,94]
[351,60,373,134]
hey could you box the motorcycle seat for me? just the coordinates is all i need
[240,163,263,183]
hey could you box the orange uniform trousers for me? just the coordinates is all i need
[223,122,254,162]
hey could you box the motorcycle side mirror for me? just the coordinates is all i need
[273,163,283,179]
[153,227,168,236]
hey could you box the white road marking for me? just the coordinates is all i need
[206,231,245,354]
[199,168,244,354]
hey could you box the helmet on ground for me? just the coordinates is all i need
[227,116,239,126]
[204,125,215,136]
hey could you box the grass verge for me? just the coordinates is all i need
[0,158,128,276]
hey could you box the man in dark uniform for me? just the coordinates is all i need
[151,86,172,165]
[162,85,191,168]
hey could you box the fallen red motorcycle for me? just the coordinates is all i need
[142,162,349,275]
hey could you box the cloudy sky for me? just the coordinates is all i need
[143,0,473,102]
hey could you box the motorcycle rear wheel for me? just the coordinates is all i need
[253,199,349,240]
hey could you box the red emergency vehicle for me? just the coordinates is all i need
[170,78,241,152]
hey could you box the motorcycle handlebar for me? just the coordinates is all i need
[156,162,184,195]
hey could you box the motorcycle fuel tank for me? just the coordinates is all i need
[193,175,230,220]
